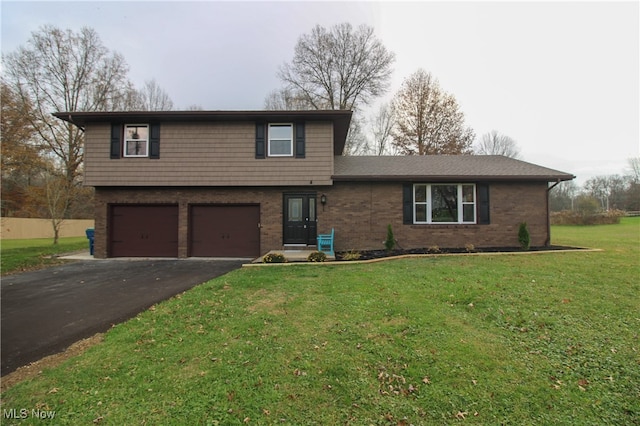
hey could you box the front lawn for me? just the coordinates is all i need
[1,219,638,424]
[1,237,89,275]
[1,237,88,275]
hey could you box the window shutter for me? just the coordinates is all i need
[255,123,266,159]
[477,183,490,224]
[402,183,413,224]
[149,123,161,159]
[295,122,305,158]
[110,124,122,159]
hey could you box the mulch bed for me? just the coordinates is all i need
[335,245,585,261]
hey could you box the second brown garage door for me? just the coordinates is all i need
[189,205,260,257]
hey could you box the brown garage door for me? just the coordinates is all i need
[110,205,178,257]
[190,205,260,257]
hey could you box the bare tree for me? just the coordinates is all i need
[369,102,396,155]
[185,104,204,111]
[475,130,521,158]
[3,25,132,184]
[21,164,72,244]
[43,172,72,244]
[626,157,640,183]
[344,113,369,155]
[277,23,395,112]
[392,69,475,155]
[135,79,174,111]
[263,87,314,110]
[272,23,395,155]
[584,175,628,210]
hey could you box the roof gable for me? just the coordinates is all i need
[334,155,575,182]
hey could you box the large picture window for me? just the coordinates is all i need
[123,124,149,157]
[413,184,476,224]
[268,123,293,157]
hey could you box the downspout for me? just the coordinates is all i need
[546,179,562,246]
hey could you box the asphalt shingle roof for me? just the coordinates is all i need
[333,155,575,182]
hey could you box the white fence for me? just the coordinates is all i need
[1,218,95,240]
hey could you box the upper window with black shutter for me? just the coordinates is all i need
[123,124,149,157]
[112,123,160,159]
[256,123,305,159]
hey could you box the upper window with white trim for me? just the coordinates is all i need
[124,124,149,157]
[268,123,293,157]
[413,184,476,224]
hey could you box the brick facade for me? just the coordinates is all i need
[93,181,550,258]
[319,181,550,251]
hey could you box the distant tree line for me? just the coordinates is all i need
[550,158,640,214]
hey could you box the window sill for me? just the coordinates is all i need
[408,223,478,229]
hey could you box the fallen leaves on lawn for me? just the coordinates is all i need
[453,410,478,420]
[377,369,417,397]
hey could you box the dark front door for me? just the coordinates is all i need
[283,193,317,245]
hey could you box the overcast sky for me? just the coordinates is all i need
[2,1,638,185]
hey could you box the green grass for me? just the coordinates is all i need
[1,237,88,275]
[2,219,639,425]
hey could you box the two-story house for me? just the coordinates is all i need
[54,110,574,259]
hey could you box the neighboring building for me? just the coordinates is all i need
[54,110,574,259]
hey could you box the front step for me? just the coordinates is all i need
[254,249,335,263]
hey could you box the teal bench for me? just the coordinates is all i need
[316,228,335,257]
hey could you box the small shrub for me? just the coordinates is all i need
[341,250,361,261]
[428,245,441,254]
[464,243,475,253]
[384,224,395,251]
[518,222,530,250]
[262,252,286,263]
[307,251,327,262]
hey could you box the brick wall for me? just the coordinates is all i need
[318,181,550,251]
[93,181,549,258]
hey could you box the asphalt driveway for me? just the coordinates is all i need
[1,258,245,376]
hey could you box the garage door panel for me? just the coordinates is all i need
[110,205,178,257]
[190,205,259,257]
